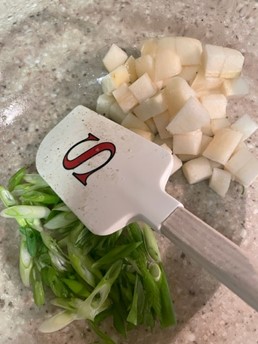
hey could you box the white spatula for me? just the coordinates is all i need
[36,105,258,312]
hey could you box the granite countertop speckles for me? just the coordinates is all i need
[0,1,258,343]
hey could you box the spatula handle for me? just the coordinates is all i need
[161,207,258,311]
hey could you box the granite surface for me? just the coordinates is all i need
[0,0,258,343]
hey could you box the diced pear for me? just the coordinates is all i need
[202,128,243,165]
[112,83,138,113]
[101,74,117,94]
[233,141,246,154]
[234,157,258,187]
[209,160,223,169]
[211,118,230,134]
[231,114,258,140]
[102,44,128,72]
[155,80,164,90]
[182,157,212,184]
[133,91,168,121]
[153,110,173,139]
[96,94,115,117]
[166,97,210,135]
[201,123,213,136]
[145,118,158,134]
[222,77,249,97]
[155,50,181,81]
[101,65,130,94]
[109,101,127,123]
[121,113,150,131]
[164,77,196,116]
[124,56,138,83]
[157,37,176,52]
[220,47,244,78]
[191,69,223,92]
[178,65,199,83]
[209,168,231,197]
[129,73,157,103]
[177,154,197,162]
[129,128,154,141]
[195,87,223,99]
[224,147,258,187]
[171,154,183,175]
[141,38,158,56]
[224,147,253,175]
[200,94,227,119]
[135,55,155,79]
[173,130,202,155]
[203,44,225,77]
[199,135,213,154]
[153,135,173,149]
[175,37,202,65]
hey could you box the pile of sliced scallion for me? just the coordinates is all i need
[0,167,176,343]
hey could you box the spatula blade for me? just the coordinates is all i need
[36,106,180,235]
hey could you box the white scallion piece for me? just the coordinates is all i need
[39,311,78,333]
[0,205,50,219]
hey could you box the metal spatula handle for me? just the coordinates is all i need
[161,206,258,311]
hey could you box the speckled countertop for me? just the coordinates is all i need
[0,1,258,343]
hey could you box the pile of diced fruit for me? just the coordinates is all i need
[96,37,258,197]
